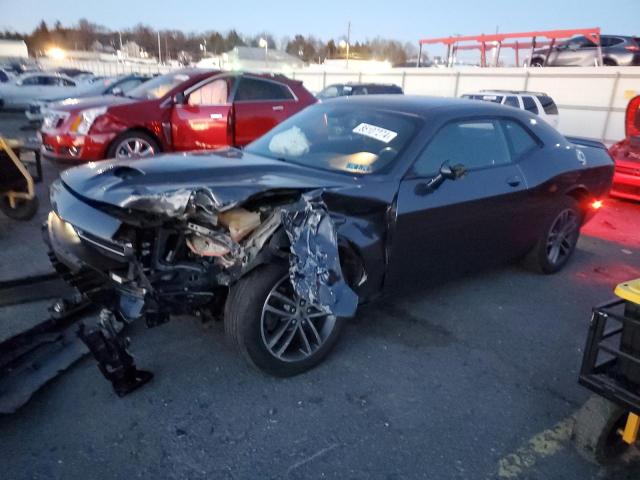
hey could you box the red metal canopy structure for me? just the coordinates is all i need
[418,28,602,67]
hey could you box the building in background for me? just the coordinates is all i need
[197,46,304,71]
[0,40,28,59]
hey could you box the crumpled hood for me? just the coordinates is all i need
[60,149,359,216]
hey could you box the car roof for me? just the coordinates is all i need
[320,95,534,119]
[465,90,550,97]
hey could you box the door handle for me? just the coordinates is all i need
[272,105,284,111]
[506,176,521,187]
[210,113,223,120]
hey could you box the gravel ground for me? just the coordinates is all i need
[0,111,639,479]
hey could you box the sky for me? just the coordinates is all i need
[1,0,638,47]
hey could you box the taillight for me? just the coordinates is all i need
[591,200,603,210]
[625,45,640,52]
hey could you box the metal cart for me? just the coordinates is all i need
[0,137,42,221]
[576,278,640,463]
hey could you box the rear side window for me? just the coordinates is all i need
[600,37,624,47]
[0,70,8,82]
[536,95,558,115]
[235,78,294,101]
[504,96,520,108]
[502,120,539,160]
[522,96,539,114]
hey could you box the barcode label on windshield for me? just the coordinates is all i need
[352,123,398,143]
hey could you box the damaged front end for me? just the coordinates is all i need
[47,176,358,393]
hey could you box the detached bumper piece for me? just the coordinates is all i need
[580,298,640,418]
[77,309,152,397]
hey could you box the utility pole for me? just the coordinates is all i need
[118,31,123,50]
[157,31,161,64]
[165,36,169,61]
[346,21,351,70]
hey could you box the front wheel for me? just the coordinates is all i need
[224,263,346,376]
[106,131,160,160]
[524,197,582,274]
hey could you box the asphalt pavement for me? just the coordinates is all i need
[0,112,639,479]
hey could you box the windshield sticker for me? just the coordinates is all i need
[352,123,398,143]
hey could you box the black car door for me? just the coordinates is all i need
[385,118,531,289]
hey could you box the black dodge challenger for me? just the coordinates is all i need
[46,96,614,392]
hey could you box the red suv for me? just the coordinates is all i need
[40,69,316,162]
[609,95,640,201]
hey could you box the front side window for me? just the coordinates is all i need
[317,85,341,99]
[245,104,420,175]
[188,78,231,106]
[412,120,511,176]
[59,78,75,87]
[522,96,539,114]
[20,76,42,86]
[235,77,293,102]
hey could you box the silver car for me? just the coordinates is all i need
[530,35,640,67]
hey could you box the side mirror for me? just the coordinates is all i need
[111,87,123,96]
[415,163,466,195]
[440,163,466,180]
[173,92,186,105]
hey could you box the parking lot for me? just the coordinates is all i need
[1,110,639,479]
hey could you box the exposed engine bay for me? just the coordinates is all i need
[47,179,360,394]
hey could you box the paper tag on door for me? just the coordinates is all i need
[352,123,397,143]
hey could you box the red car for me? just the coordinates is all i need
[40,69,316,162]
[609,95,640,201]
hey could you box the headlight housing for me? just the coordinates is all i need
[70,106,107,135]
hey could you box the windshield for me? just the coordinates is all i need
[245,104,420,175]
[126,72,191,100]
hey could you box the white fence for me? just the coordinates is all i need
[38,58,175,77]
[291,67,640,145]
[41,58,640,144]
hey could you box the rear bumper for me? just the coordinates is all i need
[610,170,640,201]
[40,130,116,162]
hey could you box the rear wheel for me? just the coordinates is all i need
[0,195,39,221]
[107,131,159,160]
[225,263,345,376]
[524,197,582,273]
[530,58,545,67]
[603,58,618,67]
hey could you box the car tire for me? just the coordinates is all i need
[224,262,346,377]
[603,58,618,67]
[0,195,39,221]
[106,131,160,160]
[573,396,630,464]
[523,196,582,274]
[530,59,545,67]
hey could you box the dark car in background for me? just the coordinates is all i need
[26,74,151,122]
[317,82,403,99]
[530,35,640,67]
[40,69,316,162]
[46,96,613,383]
